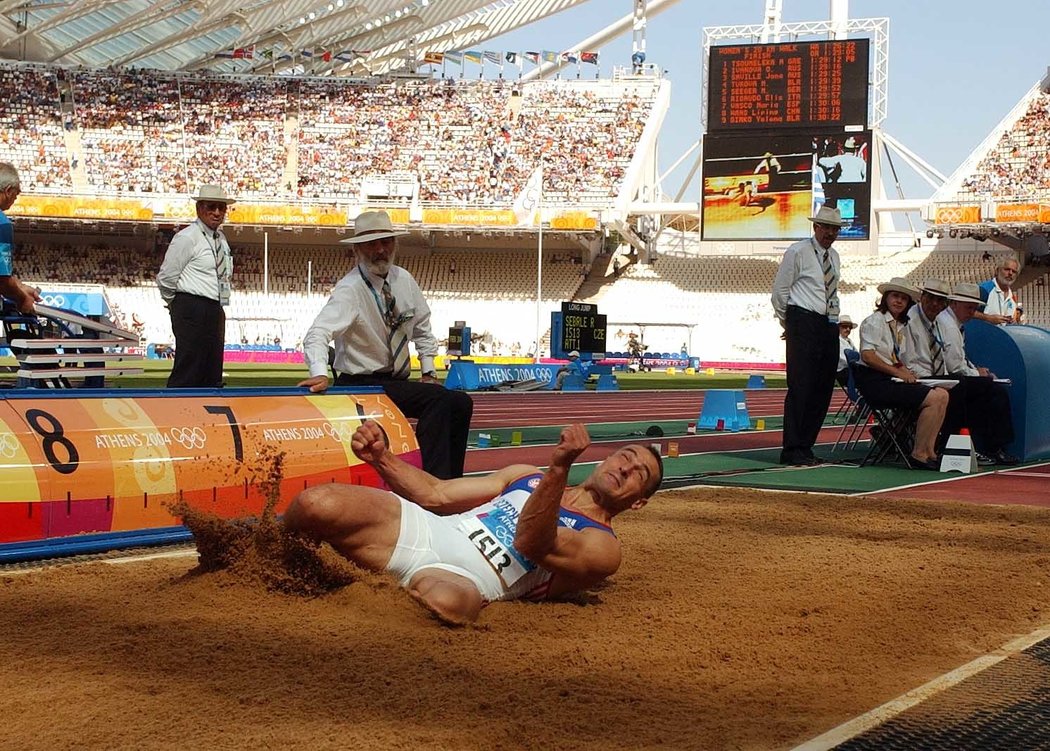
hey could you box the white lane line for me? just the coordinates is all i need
[792,624,1050,751]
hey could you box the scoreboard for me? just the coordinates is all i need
[558,302,606,355]
[708,39,869,132]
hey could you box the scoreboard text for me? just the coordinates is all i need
[708,39,869,131]
[560,302,606,354]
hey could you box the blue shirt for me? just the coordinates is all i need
[0,209,13,276]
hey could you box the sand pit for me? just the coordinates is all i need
[2,486,1049,750]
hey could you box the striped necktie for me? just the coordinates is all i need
[213,232,230,278]
[821,247,840,319]
[382,280,410,379]
[928,321,944,375]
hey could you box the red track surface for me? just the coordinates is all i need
[463,389,1046,508]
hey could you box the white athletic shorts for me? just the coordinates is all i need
[386,496,505,602]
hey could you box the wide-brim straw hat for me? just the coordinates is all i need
[918,278,951,298]
[948,281,984,304]
[876,277,920,302]
[191,184,236,205]
[837,314,857,328]
[340,210,409,244]
[808,205,844,227]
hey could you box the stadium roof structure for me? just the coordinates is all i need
[0,0,611,76]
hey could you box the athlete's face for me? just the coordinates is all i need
[355,235,397,276]
[590,444,662,511]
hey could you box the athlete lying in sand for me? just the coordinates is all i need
[283,420,663,623]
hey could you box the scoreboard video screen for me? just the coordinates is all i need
[701,129,873,241]
[708,39,869,132]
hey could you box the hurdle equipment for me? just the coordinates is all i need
[940,430,978,474]
[698,389,751,432]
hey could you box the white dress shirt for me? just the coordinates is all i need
[858,310,909,368]
[902,305,944,377]
[157,219,233,304]
[937,307,980,376]
[771,236,841,323]
[303,263,438,379]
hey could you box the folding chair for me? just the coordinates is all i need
[861,404,917,467]
[831,354,870,452]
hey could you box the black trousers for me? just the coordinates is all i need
[942,376,1014,453]
[335,373,474,479]
[167,292,225,388]
[782,305,838,459]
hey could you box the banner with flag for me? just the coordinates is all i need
[484,50,502,65]
[334,51,356,63]
[464,51,483,64]
[444,51,463,64]
[542,51,558,63]
[525,51,539,65]
[560,51,578,64]
[424,51,444,65]
[506,51,522,67]
[513,167,543,226]
[581,51,599,65]
[300,48,315,58]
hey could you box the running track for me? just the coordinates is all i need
[463,389,1050,508]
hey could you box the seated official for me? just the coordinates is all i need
[937,282,1019,466]
[853,277,949,470]
[836,314,858,387]
[554,350,588,390]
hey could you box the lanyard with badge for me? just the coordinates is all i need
[203,228,231,305]
[358,266,413,329]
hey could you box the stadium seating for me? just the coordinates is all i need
[0,62,659,207]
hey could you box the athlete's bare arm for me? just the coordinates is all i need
[514,424,622,589]
[352,420,536,515]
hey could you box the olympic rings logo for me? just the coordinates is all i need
[0,432,19,459]
[40,294,66,308]
[322,421,355,443]
[169,426,207,450]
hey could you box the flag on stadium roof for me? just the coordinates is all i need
[506,51,522,67]
[216,46,254,59]
[334,51,356,63]
[484,51,502,65]
[300,48,315,58]
[424,52,444,65]
[525,51,539,64]
[444,51,463,64]
[464,51,482,64]
[561,51,578,64]
[542,51,558,63]
[581,51,599,65]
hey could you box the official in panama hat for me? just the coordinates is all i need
[876,277,920,302]
[191,184,237,205]
[157,183,236,388]
[938,281,1020,466]
[340,210,409,244]
[771,203,844,466]
[918,278,951,298]
[298,207,474,480]
[808,204,845,227]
